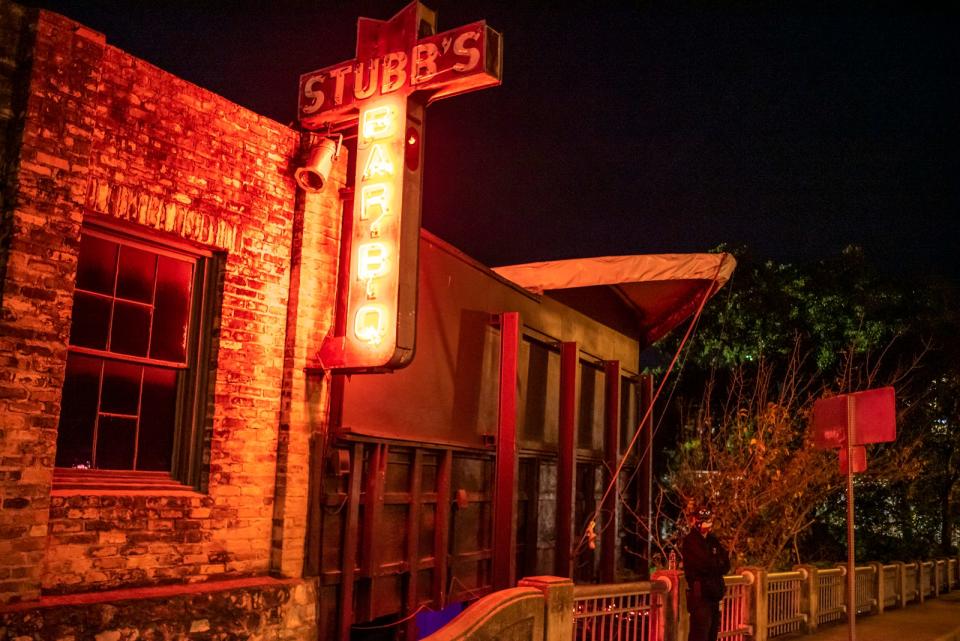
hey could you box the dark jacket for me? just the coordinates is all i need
[681,529,731,602]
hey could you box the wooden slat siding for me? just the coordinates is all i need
[434,450,452,606]
[338,442,364,641]
[556,341,578,578]
[601,359,620,583]
[404,449,424,641]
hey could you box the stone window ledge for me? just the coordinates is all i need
[51,468,201,496]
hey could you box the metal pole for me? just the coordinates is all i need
[846,396,856,641]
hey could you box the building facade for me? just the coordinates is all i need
[0,2,343,637]
[0,3,733,640]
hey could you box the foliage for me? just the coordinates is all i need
[644,245,958,568]
[668,352,838,568]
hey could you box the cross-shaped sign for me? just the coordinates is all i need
[299,2,502,372]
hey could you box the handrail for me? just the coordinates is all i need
[573,580,669,599]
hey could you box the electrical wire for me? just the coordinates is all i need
[573,260,726,556]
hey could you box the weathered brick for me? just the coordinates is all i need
[1,0,340,624]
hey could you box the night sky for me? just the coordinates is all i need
[22,1,960,282]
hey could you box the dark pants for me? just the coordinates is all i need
[687,597,721,641]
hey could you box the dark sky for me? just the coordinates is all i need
[24,1,960,281]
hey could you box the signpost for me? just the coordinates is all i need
[299,2,502,373]
[811,386,896,641]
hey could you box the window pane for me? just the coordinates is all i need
[111,301,151,357]
[69,292,111,350]
[100,360,141,416]
[150,256,194,362]
[95,416,136,469]
[55,354,101,468]
[76,235,117,294]
[137,367,177,471]
[116,245,157,303]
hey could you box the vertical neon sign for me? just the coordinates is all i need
[299,1,502,372]
[350,96,405,358]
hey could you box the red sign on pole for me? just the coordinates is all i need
[812,386,896,450]
[810,386,895,641]
[300,2,502,373]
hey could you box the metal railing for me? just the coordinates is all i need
[718,575,752,641]
[572,581,666,641]
[817,567,845,625]
[766,570,806,638]
[655,556,960,640]
[426,555,960,641]
[882,564,898,608]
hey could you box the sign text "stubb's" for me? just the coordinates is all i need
[299,20,501,128]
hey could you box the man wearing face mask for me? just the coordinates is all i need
[681,506,731,641]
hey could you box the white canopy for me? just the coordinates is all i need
[493,252,736,346]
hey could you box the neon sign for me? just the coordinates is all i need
[301,2,502,372]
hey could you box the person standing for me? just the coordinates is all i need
[681,507,731,641]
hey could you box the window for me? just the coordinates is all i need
[55,225,217,485]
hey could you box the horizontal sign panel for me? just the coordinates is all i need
[299,21,502,129]
[812,386,896,448]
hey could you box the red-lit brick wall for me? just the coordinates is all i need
[0,2,343,606]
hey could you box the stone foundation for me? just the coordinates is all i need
[0,577,317,641]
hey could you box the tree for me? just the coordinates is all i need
[646,246,956,567]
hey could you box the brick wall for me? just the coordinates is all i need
[0,0,343,607]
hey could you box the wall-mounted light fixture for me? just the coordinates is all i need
[295,133,342,192]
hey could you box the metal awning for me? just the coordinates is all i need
[492,252,736,346]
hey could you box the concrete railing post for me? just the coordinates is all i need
[934,559,942,598]
[795,564,819,633]
[916,561,925,604]
[652,569,683,641]
[738,567,767,641]
[518,576,574,641]
[893,561,906,608]
[869,561,885,614]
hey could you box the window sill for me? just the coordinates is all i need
[52,468,201,496]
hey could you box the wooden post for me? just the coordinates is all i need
[555,342,577,578]
[434,450,452,606]
[638,375,654,576]
[492,312,519,589]
[795,564,819,633]
[600,360,620,583]
[518,575,574,641]
[739,566,768,641]
[338,443,364,641]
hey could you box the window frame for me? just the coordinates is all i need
[55,220,221,491]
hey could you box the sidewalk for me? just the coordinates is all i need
[805,592,960,641]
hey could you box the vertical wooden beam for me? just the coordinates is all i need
[555,341,578,578]
[639,374,654,577]
[493,311,519,590]
[434,449,452,606]
[338,442,364,641]
[601,360,620,583]
[357,443,387,622]
[360,443,387,577]
[404,449,424,641]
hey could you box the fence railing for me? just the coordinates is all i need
[572,581,666,641]
[423,555,960,641]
